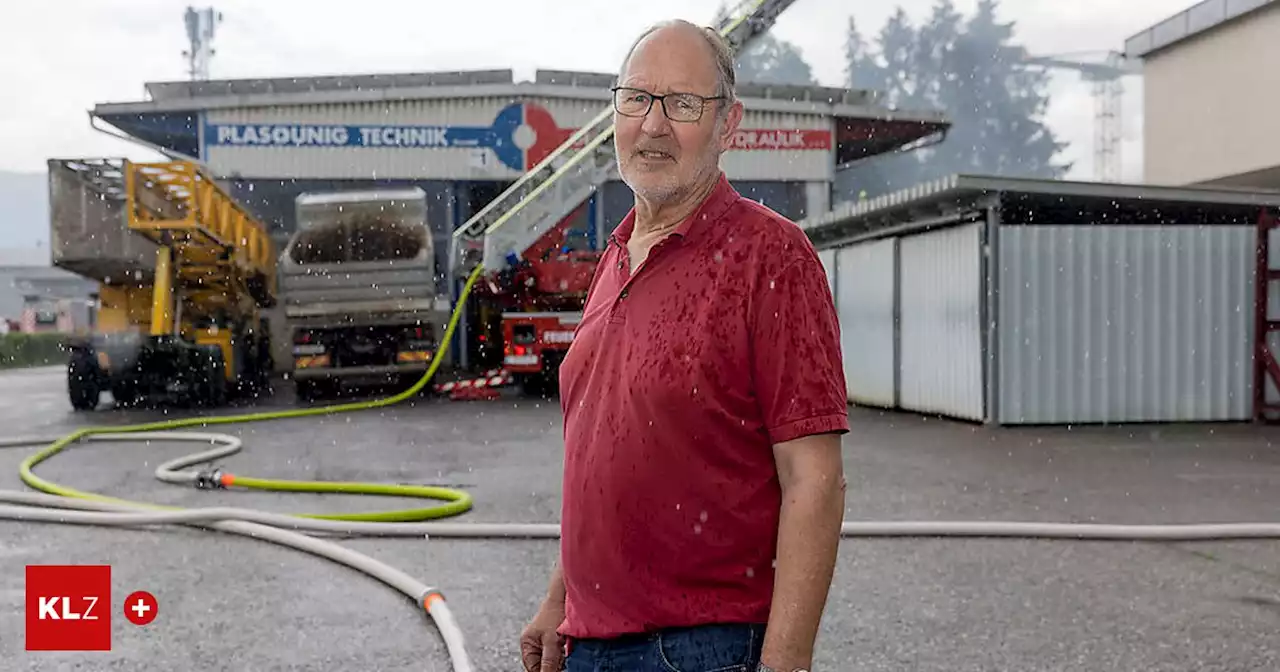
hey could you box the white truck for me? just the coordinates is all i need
[277,188,448,400]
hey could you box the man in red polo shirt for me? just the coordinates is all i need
[519,18,848,672]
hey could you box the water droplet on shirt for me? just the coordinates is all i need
[676,503,682,510]
[699,510,708,522]
[713,250,724,263]
[769,280,775,289]
[594,583,600,590]
[745,567,755,578]
[693,524,703,534]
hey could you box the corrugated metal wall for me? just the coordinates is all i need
[898,223,984,420]
[817,248,836,294]
[203,98,832,182]
[996,225,1256,424]
[834,239,897,407]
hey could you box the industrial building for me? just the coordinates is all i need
[88,68,950,369]
[800,174,1280,425]
[0,248,97,335]
[90,69,948,256]
[1125,0,1280,189]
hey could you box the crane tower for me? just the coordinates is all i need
[1024,50,1141,182]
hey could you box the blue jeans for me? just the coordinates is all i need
[565,623,765,672]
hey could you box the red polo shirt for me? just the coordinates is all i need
[556,172,849,639]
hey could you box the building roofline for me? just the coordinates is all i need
[93,68,949,125]
[1124,0,1276,58]
[801,173,1280,248]
[139,67,880,105]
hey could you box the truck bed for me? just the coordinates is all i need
[278,189,445,333]
[279,262,437,307]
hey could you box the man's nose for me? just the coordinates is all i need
[640,100,672,136]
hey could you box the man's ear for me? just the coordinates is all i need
[716,100,745,149]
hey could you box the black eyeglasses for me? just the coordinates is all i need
[611,86,725,123]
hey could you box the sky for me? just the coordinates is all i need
[0,0,1193,182]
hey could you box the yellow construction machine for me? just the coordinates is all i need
[49,159,277,410]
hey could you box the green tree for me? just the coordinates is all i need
[838,0,1070,198]
[736,34,818,86]
[712,2,818,86]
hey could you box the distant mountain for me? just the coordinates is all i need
[0,170,49,253]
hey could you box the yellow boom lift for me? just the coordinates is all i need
[50,159,276,410]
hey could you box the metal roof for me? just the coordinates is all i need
[1124,0,1276,58]
[802,173,1280,248]
[296,187,428,206]
[95,68,949,124]
[144,69,517,100]
[143,67,880,106]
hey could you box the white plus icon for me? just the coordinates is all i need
[125,590,157,625]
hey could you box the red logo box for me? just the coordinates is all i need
[25,565,112,651]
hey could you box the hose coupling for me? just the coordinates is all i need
[195,468,226,490]
[422,589,445,611]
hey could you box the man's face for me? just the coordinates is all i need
[613,26,743,205]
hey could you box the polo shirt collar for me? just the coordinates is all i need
[610,172,738,248]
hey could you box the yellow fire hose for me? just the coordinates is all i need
[17,263,484,519]
[1,263,490,670]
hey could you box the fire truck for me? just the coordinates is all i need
[481,200,599,396]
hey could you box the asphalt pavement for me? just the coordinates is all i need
[0,365,1277,671]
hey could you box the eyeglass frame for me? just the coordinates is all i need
[610,86,726,123]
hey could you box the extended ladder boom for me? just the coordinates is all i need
[450,0,800,275]
[124,160,277,333]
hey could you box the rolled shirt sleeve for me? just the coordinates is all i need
[750,249,850,446]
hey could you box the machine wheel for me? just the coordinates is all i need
[517,373,549,398]
[67,350,101,411]
[255,330,274,392]
[295,378,321,402]
[111,383,139,408]
[205,348,228,407]
[295,375,339,402]
[231,329,271,401]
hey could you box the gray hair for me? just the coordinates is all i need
[617,19,738,118]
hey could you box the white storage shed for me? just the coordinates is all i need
[803,174,1280,425]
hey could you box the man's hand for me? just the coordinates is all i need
[760,431,845,670]
[519,592,567,671]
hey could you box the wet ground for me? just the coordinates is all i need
[0,365,1278,671]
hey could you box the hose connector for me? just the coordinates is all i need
[194,468,226,490]
[422,589,445,611]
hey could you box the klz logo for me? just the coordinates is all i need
[26,565,111,651]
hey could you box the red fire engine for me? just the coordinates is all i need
[475,201,599,396]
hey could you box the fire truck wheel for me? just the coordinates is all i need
[517,373,549,398]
